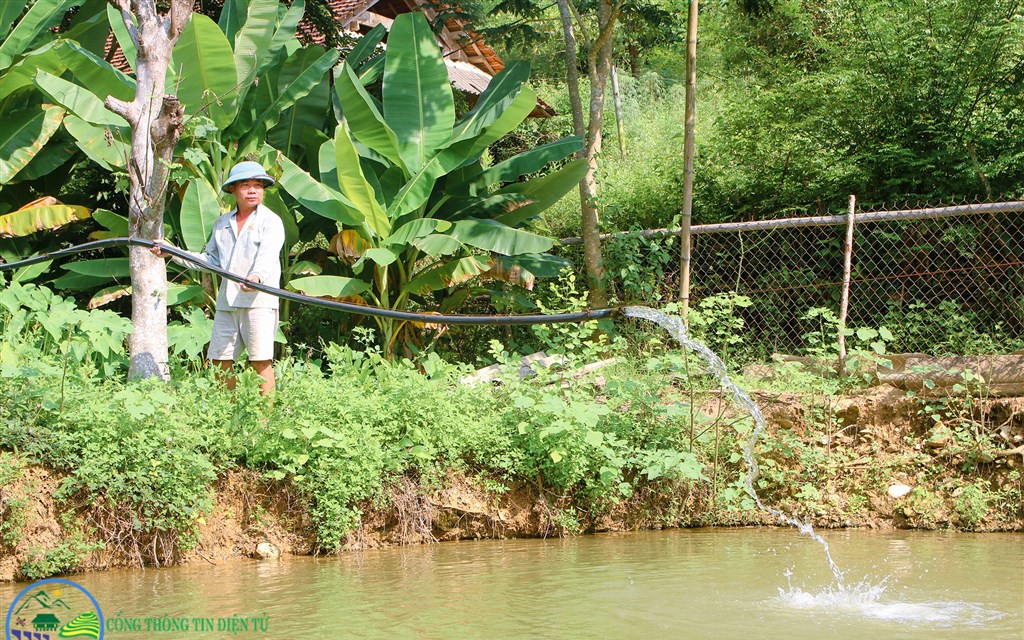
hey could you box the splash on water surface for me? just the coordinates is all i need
[622,306,1013,628]
[776,582,1004,627]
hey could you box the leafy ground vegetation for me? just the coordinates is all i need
[1,276,1021,581]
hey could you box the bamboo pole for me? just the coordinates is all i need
[679,0,698,321]
[837,195,856,375]
[611,65,626,159]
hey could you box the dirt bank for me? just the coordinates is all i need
[2,385,1021,583]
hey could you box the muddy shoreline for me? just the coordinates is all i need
[2,385,1022,583]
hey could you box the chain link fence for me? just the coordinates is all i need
[565,199,1024,357]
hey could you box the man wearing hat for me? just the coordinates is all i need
[153,161,285,395]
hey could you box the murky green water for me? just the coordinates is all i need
[3,528,1022,639]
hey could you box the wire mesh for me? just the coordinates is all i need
[593,198,1024,356]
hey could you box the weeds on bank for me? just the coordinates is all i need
[0,453,28,549]
[2,281,1021,577]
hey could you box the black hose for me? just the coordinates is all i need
[0,237,620,326]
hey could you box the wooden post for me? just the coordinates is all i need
[679,0,698,321]
[611,65,626,159]
[837,194,856,374]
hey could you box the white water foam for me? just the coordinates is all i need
[777,585,1004,627]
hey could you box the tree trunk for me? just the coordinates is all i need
[556,0,585,142]
[105,0,189,379]
[578,0,622,310]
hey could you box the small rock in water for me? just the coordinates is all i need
[887,484,912,499]
[254,542,281,559]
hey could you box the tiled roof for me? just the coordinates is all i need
[296,0,374,45]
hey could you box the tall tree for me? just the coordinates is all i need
[486,0,629,307]
[575,0,624,309]
[104,0,190,379]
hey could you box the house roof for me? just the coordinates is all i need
[298,0,554,115]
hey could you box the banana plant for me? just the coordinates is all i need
[0,0,133,285]
[279,12,586,357]
[0,0,116,198]
[32,0,342,308]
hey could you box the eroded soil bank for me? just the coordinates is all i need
[2,385,1021,583]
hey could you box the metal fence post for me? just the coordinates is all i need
[837,195,856,374]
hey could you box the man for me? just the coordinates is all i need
[153,161,285,395]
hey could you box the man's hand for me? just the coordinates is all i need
[150,239,174,259]
[241,274,261,292]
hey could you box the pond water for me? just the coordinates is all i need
[3,528,1021,639]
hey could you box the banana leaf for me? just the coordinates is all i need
[34,70,128,127]
[451,61,530,144]
[450,219,554,256]
[412,234,463,257]
[0,201,89,237]
[14,141,75,183]
[459,137,582,192]
[334,63,405,171]
[278,155,364,225]
[345,23,386,67]
[261,0,306,76]
[180,179,223,252]
[64,257,129,277]
[1,39,133,103]
[63,116,129,171]
[232,0,278,86]
[288,275,370,297]
[0,3,25,42]
[218,0,250,44]
[51,271,110,290]
[494,253,572,279]
[87,284,131,309]
[403,256,490,295]
[268,48,332,157]
[0,105,65,184]
[11,259,52,284]
[172,14,239,129]
[61,0,110,55]
[88,208,129,239]
[333,122,389,237]
[250,47,338,141]
[0,0,77,71]
[496,159,589,227]
[434,193,530,221]
[384,219,452,249]
[382,12,454,175]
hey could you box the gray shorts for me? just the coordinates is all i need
[208,308,278,361]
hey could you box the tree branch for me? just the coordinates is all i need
[565,0,590,46]
[994,444,1024,458]
[108,0,140,47]
[133,0,156,25]
[105,96,140,126]
[168,0,191,40]
[592,0,624,58]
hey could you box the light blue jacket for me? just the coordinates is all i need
[174,204,285,310]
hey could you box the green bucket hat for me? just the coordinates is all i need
[221,161,275,193]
